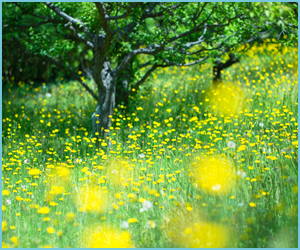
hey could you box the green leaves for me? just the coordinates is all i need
[2,2,298,86]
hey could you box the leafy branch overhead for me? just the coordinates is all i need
[4,2,296,88]
[3,2,297,137]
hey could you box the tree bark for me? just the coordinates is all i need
[114,41,139,108]
[115,57,134,107]
[92,59,116,141]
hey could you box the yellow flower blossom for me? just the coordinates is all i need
[191,155,238,195]
[46,227,55,234]
[38,207,50,214]
[165,206,233,248]
[28,168,41,176]
[2,190,10,196]
[10,236,19,246]
[128,218,138,224]
[75,185,109,213]
[249,202,256,207]
[179,222,231,247]
[2,221,8,232]
[2,242,12,248]
[206,82,247,116]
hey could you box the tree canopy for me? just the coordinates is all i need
[3,2,298,137]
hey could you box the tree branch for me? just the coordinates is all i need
[213,54,239,83]
[146,3,181,19]
[168,9,246,48]
[13,3,53,20]
[133,63,159,91]
[129,62,173,97]
[289,2,298,18]
[80,47,94,82]
[4,20,60,29]
[105,3,141,20]
[192,2,208,22]
[180,34,229,56]
[183,25,208,48]
[285,22,298,29]
[114,3,158,43]
[64,22,94,48]
[94,2,114,38]
[137,61,152,69]
[113,44,164,76]
[182,57,210,66]
[44,2,91,36]
[167,4,243,45]
[43,55,98,101]
[163,56,210,67]
[134,54,208,91]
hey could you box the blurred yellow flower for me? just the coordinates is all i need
[2,221,8,232]
[146,220,156,229]
[2,190,10,196]
[81,225,135,248]
[75,186,109,213]
[191,155,238,195]
[81,167,89,173]
[38,207,50,214]
[56,166,71,177]
[66,212,75,219]
[206,82,247,116]
[50,186,65,195]
[28,168,41,176]
[45,166,72,201]
[10,236,19,246]
[57,230,64,237]
[115,193,122,199]
[165,206,234,248]
[186,206,193,211]
[46,227,55,234]
[179,222,231,248]
[128,218,138,224]
[106,159,135,186]
[2,242,12,248]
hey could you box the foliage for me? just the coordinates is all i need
[3,2,297,89]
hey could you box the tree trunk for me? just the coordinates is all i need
[213,53,239,86]
[115,66,132,107]
[92,60,116,141]
[115,49,134,107]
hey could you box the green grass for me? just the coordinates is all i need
[2,40,298,248]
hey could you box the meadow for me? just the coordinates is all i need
[2,39,298,248]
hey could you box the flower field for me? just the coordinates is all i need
[2,40,298,248]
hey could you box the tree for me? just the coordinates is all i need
[3,2,297,139]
